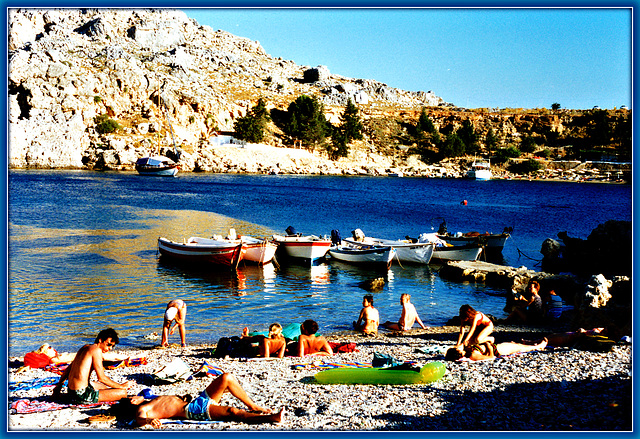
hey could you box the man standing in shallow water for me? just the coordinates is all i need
[53,328,133,403]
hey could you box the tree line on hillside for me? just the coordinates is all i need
[233,95,363,161]
[233,96,631,173]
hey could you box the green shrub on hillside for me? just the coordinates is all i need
[94,114,120,134]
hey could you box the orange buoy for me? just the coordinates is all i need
[461,200,468,205]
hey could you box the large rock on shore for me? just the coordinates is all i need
[541,220,631,276]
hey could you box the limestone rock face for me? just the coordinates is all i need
[8,8,451,171]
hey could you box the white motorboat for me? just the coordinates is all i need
[344,236,434,265]
[135,156,179,177]
[272,233,332,262]
[466,159,492,181]
[435,221,511,257]
[328,242,396,268]
[414,233,483,262]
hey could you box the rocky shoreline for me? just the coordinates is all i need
[8,325,631,431]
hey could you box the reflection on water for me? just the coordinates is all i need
[11,171,629,356]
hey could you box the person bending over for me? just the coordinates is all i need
[241,323,287,358]
[455,304,494,348]
[353,295,380,335]
[53,328,134,403]
[130,373,284,428]
[162,299,187,347]
[381,294,427,331]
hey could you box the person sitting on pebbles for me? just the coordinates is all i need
[288,320,333,357]
[125,373,284,428]
[455,304,494,348]
[53,328,134,403]
[381,294,427,332]
[240,323,287,358]
[445,338,548,361]
[353,294,380,335]
[161,299,187,347]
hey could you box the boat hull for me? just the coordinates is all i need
[431,244,483,262]
[136,166,178,177]
[328,245,396,268]
[437,233,509,256]
[348,238,434,264]
[243,240,278,265]
[157,237,244,266]
[272,235,332,262]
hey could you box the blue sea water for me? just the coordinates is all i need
[7,170,632,356]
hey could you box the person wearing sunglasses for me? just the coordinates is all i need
[53,328,134,404]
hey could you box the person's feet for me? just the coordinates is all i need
[271,407,285,423]
[181,343,187,347]
[538,337,548,349]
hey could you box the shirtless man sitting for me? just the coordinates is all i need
[353,295,380,335]
[291,320,333,357]
[130,373,284,428]
[53,328,134,403]
[381,294,427,331]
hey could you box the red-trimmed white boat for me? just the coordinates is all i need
[272,234,332,262]
[158,236,245,267]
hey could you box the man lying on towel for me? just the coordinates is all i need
[53,328,134,404]
[125,373,284,428]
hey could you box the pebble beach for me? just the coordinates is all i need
[8,325,632,432]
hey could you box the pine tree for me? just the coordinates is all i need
[341,98,364,143]
[283,95,330,148]
[233,98,271,143]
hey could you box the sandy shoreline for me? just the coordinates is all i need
[8,325,632,431]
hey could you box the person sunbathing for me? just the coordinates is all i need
[287,320,333,357]
[445,338,548,361]
[125,373,284,428]
[240,323,287,358]
[381,294,427,331]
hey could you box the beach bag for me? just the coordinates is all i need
[24,352,52,369]
[152,358,192,384]
[372,352,403,368]
[212,336,254,358]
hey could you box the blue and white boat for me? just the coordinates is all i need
[135,155,179,176]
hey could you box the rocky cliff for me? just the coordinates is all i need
[8,8,447,172]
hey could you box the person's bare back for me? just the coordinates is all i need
[354,295,380,334]
[53,328,132,403]
[382,294,427,331]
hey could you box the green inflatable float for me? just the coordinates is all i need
[314,361,446,385]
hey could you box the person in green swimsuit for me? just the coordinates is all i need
[52,328,134,403]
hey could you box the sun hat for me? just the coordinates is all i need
[165,307,178,321]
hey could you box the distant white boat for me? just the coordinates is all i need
[467,159,492,181]
[135,155,178,177]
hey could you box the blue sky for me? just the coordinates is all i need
[183,8,632,110]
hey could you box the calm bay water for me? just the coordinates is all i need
[8,170,632,356]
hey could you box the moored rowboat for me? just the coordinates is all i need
[272,234,332,262]
[157,236,244,267]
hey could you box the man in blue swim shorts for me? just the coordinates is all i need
[130,373,284,428]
